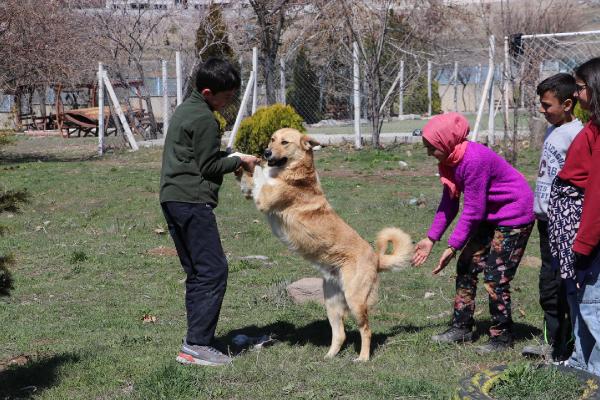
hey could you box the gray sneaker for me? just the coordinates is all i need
[176,341,232,366]
[522,343,553,359]
[432,326,474,344]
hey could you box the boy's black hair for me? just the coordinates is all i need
[575,57,600,125]
[536,73,577,104]
[195,58,241,94]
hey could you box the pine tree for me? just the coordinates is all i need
[404,75,442,115]
[288,47,321,124]
[0,134,28,296]
[195,4,234,61]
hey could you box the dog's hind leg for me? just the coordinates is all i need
[323,277,347,359]
[344,275,375,362]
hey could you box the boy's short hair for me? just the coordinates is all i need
[536,73,577,104]
[195,58,241,94]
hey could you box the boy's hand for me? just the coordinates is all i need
[240,155,260,173]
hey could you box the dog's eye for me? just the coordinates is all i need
[281,140,289,145]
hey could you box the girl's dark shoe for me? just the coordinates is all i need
[475,334,513,354]
[432,326,474,344]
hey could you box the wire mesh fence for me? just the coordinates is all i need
[508,30,600,128]
[4,29,600,147]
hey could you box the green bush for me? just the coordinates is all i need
[403,75,442,115]
[213,111,227,135]
[574,102,590,124]
[234,104,305,155]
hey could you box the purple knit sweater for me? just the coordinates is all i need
[427,141,534,249]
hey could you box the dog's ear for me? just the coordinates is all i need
[301,135,321,151]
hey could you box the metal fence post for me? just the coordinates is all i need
[398,60,404,116]
[453,61,458,112]
[97,62,104,156]
[488,65,495,145]
[176,51,182,106]
[252,47,258,114]
[473,35,495,141]
[227,70,256,152]
[427,60,432,116]
[353,42,361,149]
[162,59,169,135]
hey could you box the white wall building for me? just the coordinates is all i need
[105,0,249,10]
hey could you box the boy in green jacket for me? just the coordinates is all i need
[159,58,258,366]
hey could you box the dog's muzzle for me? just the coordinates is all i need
[264,148,287,167]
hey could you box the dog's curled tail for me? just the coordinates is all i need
[376,228,413,271]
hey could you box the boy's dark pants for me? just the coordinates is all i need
[452,222,533,338]
[537,219,573,359]
[161,201,228,346]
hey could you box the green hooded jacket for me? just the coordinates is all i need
[159,89,241,207]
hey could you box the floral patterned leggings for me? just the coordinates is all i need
[452,222,534,337]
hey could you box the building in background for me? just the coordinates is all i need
[105,0,249,10]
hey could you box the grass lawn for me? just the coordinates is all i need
[1,135,547,399]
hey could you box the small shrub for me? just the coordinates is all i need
[0,188,28,296]
[263,279,292,309]
[135,364,203,399]
[0,131,15,147]
[234,104,305,155]
[69,250,88,264]
[230,259,262,273]
[0,255,14,296]
[574,102,590,124]
[491,363,584,400]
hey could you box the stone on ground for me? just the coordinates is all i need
[286,277,324,305]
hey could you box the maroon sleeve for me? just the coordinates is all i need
[573,135,600,255]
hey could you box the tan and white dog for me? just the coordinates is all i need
[241,128,412,361]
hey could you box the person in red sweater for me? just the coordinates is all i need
[548,57,600,375]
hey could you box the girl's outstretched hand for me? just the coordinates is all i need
[432,247,456,275]
[412,238,434,267]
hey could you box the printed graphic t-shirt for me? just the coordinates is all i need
[533,119,582,220]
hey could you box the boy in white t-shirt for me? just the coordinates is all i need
[522,73,583,361]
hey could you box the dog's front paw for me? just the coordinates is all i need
[239,174,253,199]
[252,165,266,199]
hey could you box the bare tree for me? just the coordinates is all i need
[91,5,173,138]
[0,0,98,127]
[457,68,475,112]
[314,0,452,147]
[248,0,292,105]
[475,0,581,162]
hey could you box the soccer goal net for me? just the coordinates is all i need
[507,30,600,141]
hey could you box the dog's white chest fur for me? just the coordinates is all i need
[253,165,293,247]
[265,212,295,250]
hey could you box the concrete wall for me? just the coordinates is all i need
[438,83,511,114]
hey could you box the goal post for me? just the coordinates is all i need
[504,30,600,159]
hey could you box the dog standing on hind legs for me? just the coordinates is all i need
[243,128,413,361]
